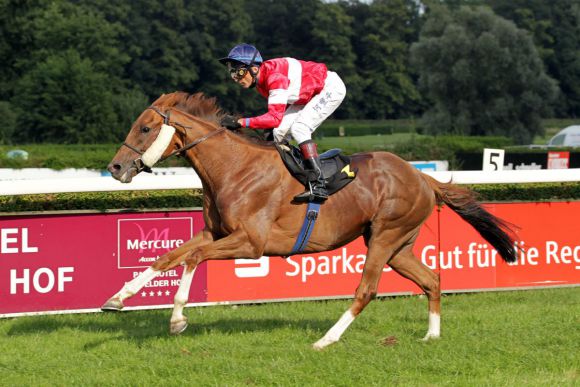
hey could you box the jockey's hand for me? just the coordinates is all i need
[221,115,242,130]
[263,129,274,141]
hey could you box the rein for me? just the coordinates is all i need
[122,106,225,173]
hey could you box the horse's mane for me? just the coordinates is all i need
[152,91,275,148]
[152,92,225,124]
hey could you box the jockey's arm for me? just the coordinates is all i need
[239,73,290,129]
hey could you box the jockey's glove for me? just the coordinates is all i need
[221,115,242,130]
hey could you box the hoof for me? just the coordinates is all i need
[101,297,124,312]
[170,318,188,335]
[421,333,440,342]
[312,336,337,351]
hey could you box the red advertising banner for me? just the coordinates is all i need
[547,151,570,169]
[206,212,439,301]
[206,202,580,302]
[438,202,579,290]
[0,212,207,316]
[1,202,578,317]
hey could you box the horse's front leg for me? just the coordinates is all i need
[169,263,196,334]
[169,229,265,335]
[101,232,211,311]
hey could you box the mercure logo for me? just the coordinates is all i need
[126,224,182,253]
[118,217,192,269]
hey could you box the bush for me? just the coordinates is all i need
[470,182,580,202]
[1,183,578,214]
[316,119,419,137]
[393,135,513,168]
[0,190,204,213]
[0,143,188,170]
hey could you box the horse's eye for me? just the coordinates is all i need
[141,126,151,133]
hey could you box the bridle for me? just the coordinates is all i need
[122,106,225,173]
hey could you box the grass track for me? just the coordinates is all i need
[1,288,578,386]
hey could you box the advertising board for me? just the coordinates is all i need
[547,151,570,169]
[206,202,580,302]
[0,212,206,316]
[1,202,578,317]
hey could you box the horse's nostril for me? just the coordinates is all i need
[108,163,122,173]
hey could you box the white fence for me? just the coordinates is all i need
[0,168,579,196]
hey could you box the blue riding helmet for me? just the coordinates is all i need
[219,43,263,67]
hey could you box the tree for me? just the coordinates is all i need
[0,0,46,100]
[489,0,580,117]
[13,51,120,143]
[345,0,422,118]
[309,2,360,118]
[411,5,558,143]
[185,0,257,115]
[2,0,149,143]
[0,101,17,144]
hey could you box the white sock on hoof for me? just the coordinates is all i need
[118,267,159,300]
[171,267,196,324]
[313,310,355,350]
[422,312,440,341]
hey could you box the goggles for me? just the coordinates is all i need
[229,65,249,81]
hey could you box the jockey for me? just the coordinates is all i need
[219,43,346,203]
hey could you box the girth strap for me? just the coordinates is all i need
[288,202,321,256]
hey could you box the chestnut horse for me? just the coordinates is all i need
[103,92,517,349]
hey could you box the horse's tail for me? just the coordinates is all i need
[422,174,518,263]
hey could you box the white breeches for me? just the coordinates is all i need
[273,71,346,144]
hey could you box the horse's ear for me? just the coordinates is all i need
[151,94,165,106]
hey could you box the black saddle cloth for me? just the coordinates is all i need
[275,143,357,196]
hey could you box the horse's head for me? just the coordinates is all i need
[107,106,181,183]
[108,92,225,183]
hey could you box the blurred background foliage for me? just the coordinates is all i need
[0,0,579,145]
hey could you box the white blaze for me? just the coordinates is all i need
[141,124,176,167]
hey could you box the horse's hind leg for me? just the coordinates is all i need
[313,237,396,350]
[388,245,441,341]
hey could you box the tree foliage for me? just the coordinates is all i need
[488,0,580,118]
[0,0,575,144]
[347,0,422,119]
[411,5,558,144]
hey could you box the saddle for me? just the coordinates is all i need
[275,143,357,196]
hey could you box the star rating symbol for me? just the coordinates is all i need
[140,289,173,297]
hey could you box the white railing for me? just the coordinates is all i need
[428,168,580,184]
[0,169,578,196]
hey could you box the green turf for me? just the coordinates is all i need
[1,288,578,386]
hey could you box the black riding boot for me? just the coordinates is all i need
[293,140,329,203]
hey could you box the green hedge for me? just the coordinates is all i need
[315,119,420,137]
[0,144,188,170]
[1,183,578,214]
[392,136,513,169]
[0,190,204,213]
[468,182,580,202]
[0,135,518,171]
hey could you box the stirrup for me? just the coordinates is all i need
[293,191,327,203]
[293,182,328,203]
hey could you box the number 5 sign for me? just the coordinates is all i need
[482,149,505,171]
